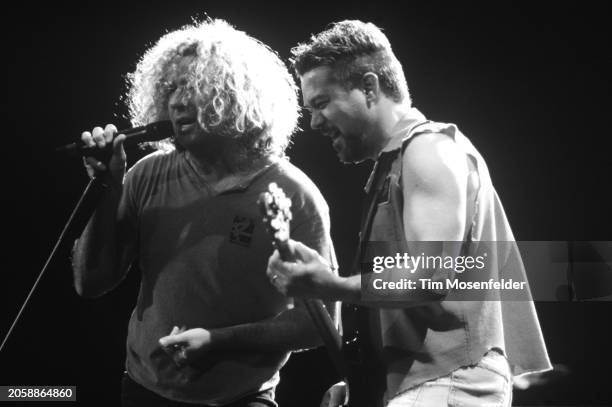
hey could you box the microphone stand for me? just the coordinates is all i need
[0,175,108,352]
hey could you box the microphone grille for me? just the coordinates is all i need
[145,120,174,142]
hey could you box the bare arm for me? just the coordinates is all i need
[268,132,470,307]
[401,132,467,242]
[71,124,136,298]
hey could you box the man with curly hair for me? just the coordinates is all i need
[72,19,336,406]
[267,20,551,406]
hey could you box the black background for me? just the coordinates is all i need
[3,2,611,406]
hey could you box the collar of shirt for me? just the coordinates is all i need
[364,107,427,193]
[183,151,280,195]
[379,107,428,154]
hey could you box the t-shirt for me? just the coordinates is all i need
[120,149,335,404]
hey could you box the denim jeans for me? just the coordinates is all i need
[121,373,278,407]
[386,351,512,407]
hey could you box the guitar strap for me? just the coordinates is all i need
[353,120,431,273]
[342,152,396,407]
[344,121,430,406]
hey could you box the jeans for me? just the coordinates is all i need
[121,373,278,407]
[387,351,512,407]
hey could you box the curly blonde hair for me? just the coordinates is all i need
[127,18,299,158]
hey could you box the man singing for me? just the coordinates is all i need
[72,19,335,406]
[267,20,551,406]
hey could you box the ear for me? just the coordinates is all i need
[361,72,380,106]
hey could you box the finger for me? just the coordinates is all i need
[268,251,297,280]
[273,261,298,279]
[91,126,106,148]
[84,156,107,172]
[112,133,127,155]
[103,124,117,144]
[268,249,281,265]
[266,250,281,278]
[267,268,286,294]
[82,157,94,178]
[81,131,94,147]
[274,275,290,296]
[290,240,320,262]
[268,271,282,287]
[159,334,186,348]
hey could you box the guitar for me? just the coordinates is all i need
[258,182,352,405]
[259,183,388,406]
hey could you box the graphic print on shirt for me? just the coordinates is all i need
[229,216,255,247]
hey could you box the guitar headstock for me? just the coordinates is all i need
[258,182,292,247]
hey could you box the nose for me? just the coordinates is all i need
[169,87,188,111]
[310,110,325,130]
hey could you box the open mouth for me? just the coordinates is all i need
[324,128,341,140]
[175,117,197,133]
[180,123,195,132]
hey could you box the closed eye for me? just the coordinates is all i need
[314,100,329,110]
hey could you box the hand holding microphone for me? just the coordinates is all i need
[56,120,173,185]
[80,124,127,184]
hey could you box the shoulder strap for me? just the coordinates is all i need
[353,120,430,273]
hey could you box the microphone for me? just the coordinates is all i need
[56,120,174,156]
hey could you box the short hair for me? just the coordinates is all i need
[126,18,299,157]
[291,20,410,104]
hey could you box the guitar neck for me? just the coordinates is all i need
[276,240,295,262]
[259,183,357,405]
[302,298,349,378]
[275,239,350,380]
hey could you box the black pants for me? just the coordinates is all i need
[121,373,277,407]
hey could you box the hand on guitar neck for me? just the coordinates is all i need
[259,183,341,301]
[261,183,386,407]
[259,183,351,406]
